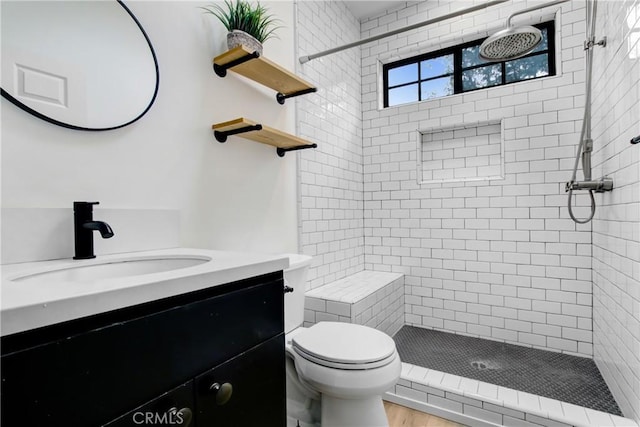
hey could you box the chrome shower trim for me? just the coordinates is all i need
[478,25,542,61]
[584,36,607,50]
[565,177,614,193]
[479,0,569,62]
[504,0,570,27]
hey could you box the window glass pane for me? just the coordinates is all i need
[531,28,549,53]
[505,53,549,82]
[420,76,454,100]
[388,83,419,106]
[388,63,418,87]
[462,64,502,91]
[462,44,490,68]
[421,55,453,79]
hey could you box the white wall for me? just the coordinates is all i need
[1,1,299,262]
[360,0,594,356]
[296,0,365,290]
[591,0,640,421]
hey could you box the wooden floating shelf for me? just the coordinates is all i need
[213,45,317,104]
[212,118,317,157]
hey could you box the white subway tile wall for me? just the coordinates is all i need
[591,0,640,422]
[361,1,595,357]
[295,0,365,290]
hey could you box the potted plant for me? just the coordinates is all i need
[201,0,281,55]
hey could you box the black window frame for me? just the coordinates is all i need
[383,21,556,108]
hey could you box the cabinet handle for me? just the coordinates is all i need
[284,286,294,293]
[210,382,233,405]
[166,407,193,426]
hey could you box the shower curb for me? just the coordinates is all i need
[385,362,638,427]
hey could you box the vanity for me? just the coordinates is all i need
[1,249,289,426]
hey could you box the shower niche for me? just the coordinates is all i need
[417,119,504,185]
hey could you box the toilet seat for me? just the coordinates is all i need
[291,322,397,370]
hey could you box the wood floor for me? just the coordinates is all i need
[384,401,465,427]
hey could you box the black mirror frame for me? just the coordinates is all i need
[1,0,160,132]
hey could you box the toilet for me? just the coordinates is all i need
[283,254,401,427]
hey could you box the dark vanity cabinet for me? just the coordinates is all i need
[195,335,285,426]
[104,381,196,427]
[1,271,286,427]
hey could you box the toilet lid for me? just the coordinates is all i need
[292,322,396,368]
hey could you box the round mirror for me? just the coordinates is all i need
[1,0,159,131]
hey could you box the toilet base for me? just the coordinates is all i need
[320,395,389,427]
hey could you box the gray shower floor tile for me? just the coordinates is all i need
[393,326,622,416]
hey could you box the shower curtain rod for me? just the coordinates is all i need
[299,0,510,64]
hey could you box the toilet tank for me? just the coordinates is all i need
[282,253,313,334]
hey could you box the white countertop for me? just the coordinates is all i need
[1,248,289,336]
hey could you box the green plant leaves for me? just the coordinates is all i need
[201,0,282,43]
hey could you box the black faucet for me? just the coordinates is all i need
[73,201,114,260]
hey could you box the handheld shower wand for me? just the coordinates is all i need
[565,0,612,224]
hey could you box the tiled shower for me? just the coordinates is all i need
[295,0,639,423]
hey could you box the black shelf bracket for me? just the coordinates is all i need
[214,124,263,143]
[213,51,260,77]
[276,143,317,157]
[276,88,318,105]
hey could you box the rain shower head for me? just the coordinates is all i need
[479,25,542,61]
[479,0,569,62]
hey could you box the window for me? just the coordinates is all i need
[383,21,555,107]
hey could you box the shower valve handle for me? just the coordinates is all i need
[566,178,613,193]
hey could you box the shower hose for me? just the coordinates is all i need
[567,0,598,224]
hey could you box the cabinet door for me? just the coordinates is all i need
[103,381,194,427]
[195,334,285,427]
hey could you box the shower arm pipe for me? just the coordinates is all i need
[299,0,510,64]
[505,0,570,26]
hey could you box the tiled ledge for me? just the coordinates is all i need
[385,362,638,427]
[303,270,404,336]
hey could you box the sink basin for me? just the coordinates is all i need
[11,256,211,284]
